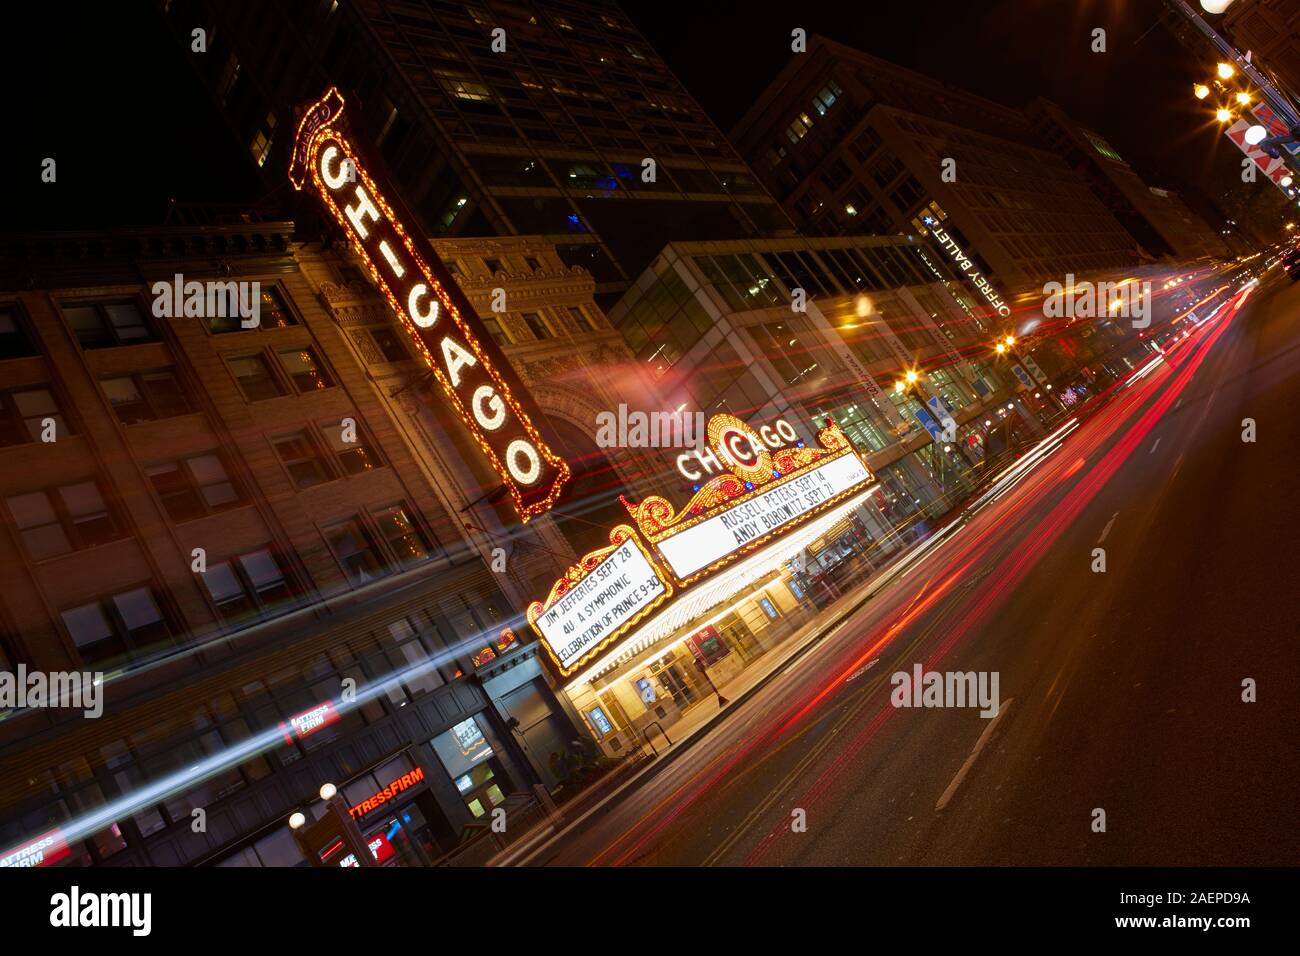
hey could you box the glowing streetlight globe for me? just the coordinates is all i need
[1216,62,1235,80]
[1215,108,1232,123]
[905,369,919,384]
[1193,84,1210,100]
[1200,1,1237,13]
[289,812,306,829]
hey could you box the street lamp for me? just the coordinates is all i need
[1236,91,1252,106]
[995,342,1007,354]
[1194,83,1210,100]
[1217,62,1235,80]
[1215,107,1233,123]
[319,782,337,801]
[288,811,306,829]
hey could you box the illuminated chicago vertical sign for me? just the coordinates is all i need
[289,88,570,521]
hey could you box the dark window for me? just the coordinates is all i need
[277,347,333,392]
[482,315,510,347]
[272,432,333,489]
[323,420,381,475]
[228,353,286,401]
[524,256,542,271]
[568,306,595,332]
[146,453,242,522]
[484,258,504,275]
[61,587,174,667]
[0,307,39,359]
[0,387,70,445]
[203,548,299,624]
[64,301,154,348]
[521,312,552,339]
[370,328,409,363]
[6,480,121,560]
[101,370,193,424]
[324,518,388,585]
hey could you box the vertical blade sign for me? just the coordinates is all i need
[289,88,570,521]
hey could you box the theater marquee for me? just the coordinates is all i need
[527,414,877,679]
[624,414,876,586]
[527,526,672,679]
[289,88,570,521]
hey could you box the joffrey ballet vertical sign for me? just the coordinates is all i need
[289,88,570,521]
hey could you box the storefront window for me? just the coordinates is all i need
[431,717,506,819]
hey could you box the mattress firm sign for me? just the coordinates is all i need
[535,539,667,674]
[289,87,569,521]
[656,453,870,579]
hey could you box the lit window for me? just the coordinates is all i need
[439,76,492,102]
[372,503,435,569]
[277,347,333,392]
[323,420,381,475]
[249,113,277,167]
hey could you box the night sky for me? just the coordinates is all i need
[0,0,1243,231]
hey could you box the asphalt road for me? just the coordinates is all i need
[524,267,1300,867]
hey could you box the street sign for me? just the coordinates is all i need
[913,407,946,443]
[1019,353,1049,387]
[1009,364,1034,390]
[924,396,958,441]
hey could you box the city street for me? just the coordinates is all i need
[522,268,1299,867]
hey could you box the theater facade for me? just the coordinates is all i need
[527,411,879,755]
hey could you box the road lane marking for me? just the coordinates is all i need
[1149,437,1161,454]
[934,698,1014,812]
[1097,512,1118,544]
[844,658,880,683]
